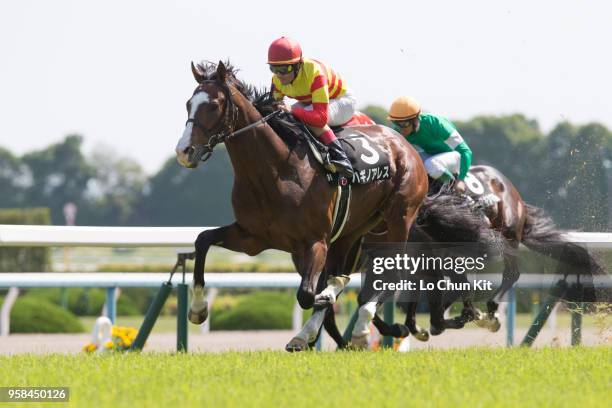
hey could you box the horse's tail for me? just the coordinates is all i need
[522,204,602,273]
[415,194,503,253]
[522,204,608,301]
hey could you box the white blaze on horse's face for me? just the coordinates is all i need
[176,90,211,167]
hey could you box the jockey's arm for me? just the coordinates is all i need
[291,76,330,129]
[454,139,472,180]
[442,127,472,180]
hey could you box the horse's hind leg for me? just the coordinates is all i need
[403,300,430,341]
[478,251,519,332]
[319,237,367,350]
[350,197,422,346]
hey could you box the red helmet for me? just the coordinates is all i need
[267,37,302,65]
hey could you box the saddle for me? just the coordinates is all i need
[428,171,501,220]
[300,124,392,186]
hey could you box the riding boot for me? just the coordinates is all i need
[326,139,354,179]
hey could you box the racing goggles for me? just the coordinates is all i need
[391,118,415,128]
[269,64,294,75]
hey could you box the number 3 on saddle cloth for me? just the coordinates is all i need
[301,122,392,243]
[303,129,392,186]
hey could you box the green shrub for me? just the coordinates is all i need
[120,288,156,314]
[10,296,84,333]
[25,288,141,316]
[211,291,294,330]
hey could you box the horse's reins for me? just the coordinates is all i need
[186,82,280,163]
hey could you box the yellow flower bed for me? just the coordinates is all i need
[83,326,138,353]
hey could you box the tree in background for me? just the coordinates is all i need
[20,135,95,224]
[80,145,147,226]
[361,105,392,127]
[558,124,610,230]
[130,147,234,226]
[0,147,30,208]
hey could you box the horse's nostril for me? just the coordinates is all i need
[183,147,191,155]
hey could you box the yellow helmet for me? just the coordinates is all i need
[387,96,421,121]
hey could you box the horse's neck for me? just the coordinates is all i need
[225,102,291,178]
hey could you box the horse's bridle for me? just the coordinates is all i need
[186,80,280,163]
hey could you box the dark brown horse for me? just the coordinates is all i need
[175,61,428,350]
[319,164,604,348]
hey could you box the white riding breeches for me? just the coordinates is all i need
[420,151,461,179]
[291,90,356,127]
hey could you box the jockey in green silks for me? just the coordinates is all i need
[388,96,472,194]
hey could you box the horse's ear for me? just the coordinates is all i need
[191,61,205,83]
[216,60,228,83]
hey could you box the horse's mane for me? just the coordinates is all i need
[196,60,305,146]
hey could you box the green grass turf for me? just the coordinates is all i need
[0,347,609,407]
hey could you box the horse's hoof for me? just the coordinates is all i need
[461,307,479,322]
[444,317,465,330]
[188,306,208,325]
[285,337,309,352]
[430,325,445,336]
[474,318,489,328]
[487,314,501,332]
[488,318,501,333]
[415,330,430,342]
[350,334,369,349]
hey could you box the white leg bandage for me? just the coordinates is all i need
[295,309,326,343]
[352,301,378,337]
[316,275,350,304]
[189,282,207,312]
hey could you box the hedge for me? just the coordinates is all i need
[10,296,84,333]
[211,291,294,330]
[25,288,141,316]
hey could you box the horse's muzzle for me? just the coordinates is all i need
[176,146,198,168]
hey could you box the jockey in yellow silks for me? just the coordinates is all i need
[268,36,355,179]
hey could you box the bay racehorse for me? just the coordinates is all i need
[174,60,429,349]
[319,164,605,348]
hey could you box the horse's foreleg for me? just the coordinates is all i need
[189,222,268,325]
[295,241,328,309]
[314,237,360,307]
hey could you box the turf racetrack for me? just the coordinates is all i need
[1,347,609,407]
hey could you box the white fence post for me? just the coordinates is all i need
[1,287,20,336]
[201,288,219,334]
